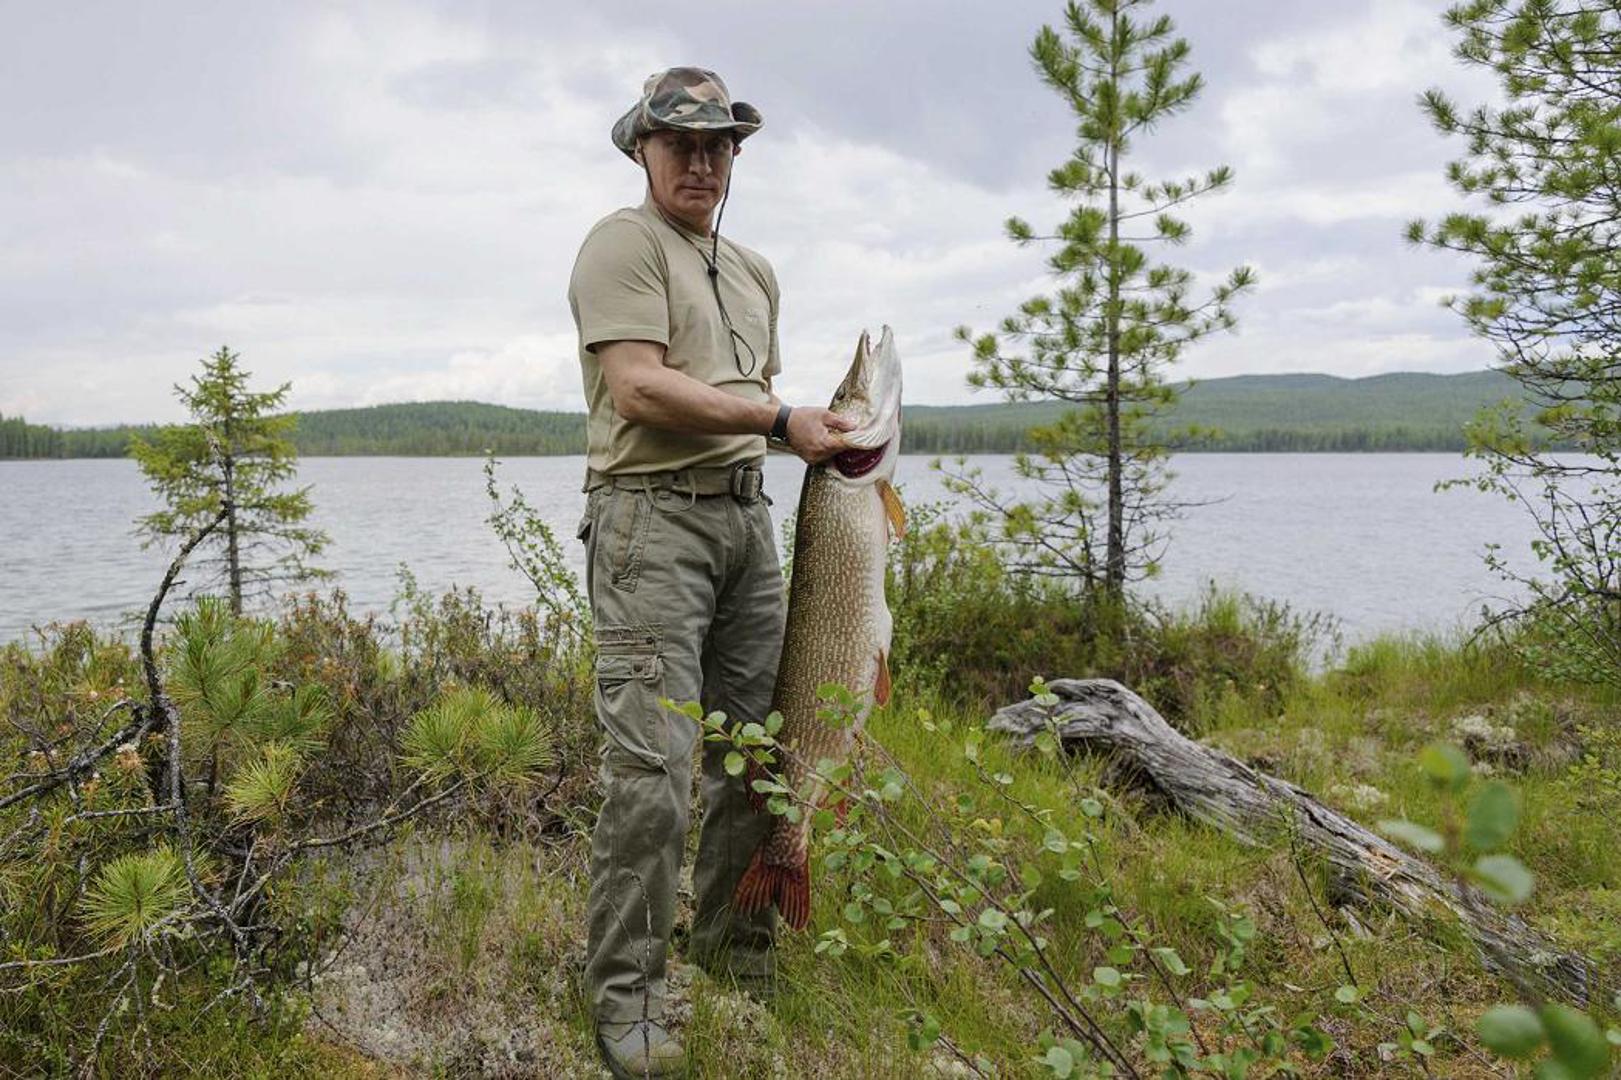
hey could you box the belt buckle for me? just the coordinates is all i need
[731,465,763,503]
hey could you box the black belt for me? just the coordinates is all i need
[584,458,766,502]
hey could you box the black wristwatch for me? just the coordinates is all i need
[768,403,793,445]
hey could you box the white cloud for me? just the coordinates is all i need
[0,0,1518,426]
[1250,0,1462,95]
[319,333,584,411]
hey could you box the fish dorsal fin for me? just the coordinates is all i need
[875,648,892,706]
[877,479,906,539]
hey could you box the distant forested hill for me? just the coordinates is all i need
[2,369,1560,459]
[0,403,583,460]
[291,402,584,455]
[905,370,1551,453]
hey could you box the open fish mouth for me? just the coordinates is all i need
[826,326,902,479]
[832,440,891,478]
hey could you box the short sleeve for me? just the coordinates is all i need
[569,217,669,352]
[761,260,782,379]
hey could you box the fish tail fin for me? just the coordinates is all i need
[734,847,812,931]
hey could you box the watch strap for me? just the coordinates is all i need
[769,403,792,442]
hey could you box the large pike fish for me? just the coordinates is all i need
[735,326,904,930]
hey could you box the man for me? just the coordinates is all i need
[568,67,852,1078]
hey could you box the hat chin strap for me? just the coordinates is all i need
[708,169,733,273]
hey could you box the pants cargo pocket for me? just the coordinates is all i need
[605,491,651,593]
[595,639,667,771]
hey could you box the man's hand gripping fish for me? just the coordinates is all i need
[734,326,905,930]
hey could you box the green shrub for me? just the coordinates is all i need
[1122,583,1338,732]
[0,576,595,1073]
[887,503,1330,729]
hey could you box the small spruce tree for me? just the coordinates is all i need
[129,346,328,614]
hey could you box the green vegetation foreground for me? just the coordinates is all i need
[3,516,1617,1075]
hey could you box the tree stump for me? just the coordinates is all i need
[987,678,1593,1005]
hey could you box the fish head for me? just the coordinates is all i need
[825,326,902,485]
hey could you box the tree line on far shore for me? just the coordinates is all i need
[0,414,128,458]
[1,370,1562,459]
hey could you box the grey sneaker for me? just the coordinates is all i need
[691,948,776,1003]
[700,965,776,1004]
[596,1020,687,1079]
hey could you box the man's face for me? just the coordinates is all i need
[639,129,737,227]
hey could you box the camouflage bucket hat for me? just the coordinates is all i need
[611,66,763,160]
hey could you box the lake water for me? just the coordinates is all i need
[0,454,1549,651]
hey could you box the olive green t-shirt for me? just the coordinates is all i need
[568,196,781,475]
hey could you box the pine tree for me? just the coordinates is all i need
[1408,0,1620,685]
[129,347,328,614]
[948,0,1253,607]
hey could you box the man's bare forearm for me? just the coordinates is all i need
[596,338,851,462]
[615,362,776,435]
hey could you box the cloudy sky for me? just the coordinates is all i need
[2,0,1506,427]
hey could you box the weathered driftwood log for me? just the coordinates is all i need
[987,678,1594,1006]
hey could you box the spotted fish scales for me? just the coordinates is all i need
[734,326,904,930]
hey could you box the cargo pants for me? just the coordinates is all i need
[577,464,784,1024]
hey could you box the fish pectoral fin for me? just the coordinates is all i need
[877,479,906,539]
[875,648,892,706]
